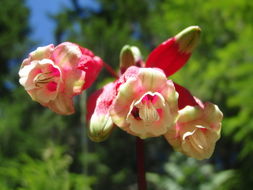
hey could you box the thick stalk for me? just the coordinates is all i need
[136,137,147,190]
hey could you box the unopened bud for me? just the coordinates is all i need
[86,82,117,142]
[175,26,201,53]
[120,45,142,74]
[88,114,114,142]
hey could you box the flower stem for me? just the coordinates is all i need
[80,92,89,174]
[103,61,119,78]
[136,137,147,190]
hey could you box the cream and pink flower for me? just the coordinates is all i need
[19,42,103,115]
[19,58,61,105]
[164,84,222,160]
[110,66,178,139]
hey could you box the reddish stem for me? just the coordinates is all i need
[103,61,119,78]
[136,137,147,190]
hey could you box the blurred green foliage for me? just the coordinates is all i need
[0,145,94,190]
[1,0,253,189]
[147,152,234,190]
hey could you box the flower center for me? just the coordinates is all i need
[131,93,162,123]
[34,71,55,87]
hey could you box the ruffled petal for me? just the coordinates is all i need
[21,44,54,68]
[53,42,102,95]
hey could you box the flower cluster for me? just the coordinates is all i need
[86,26,222,160]
[19,26,223,160]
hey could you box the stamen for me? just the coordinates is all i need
[34,72,55,88]
[139,102,159,122]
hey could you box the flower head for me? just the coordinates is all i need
[110,66,178,139]
[19,42,103,115]
[165,101,222,160]
[19,58,61,104]
[163,83,223,159]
